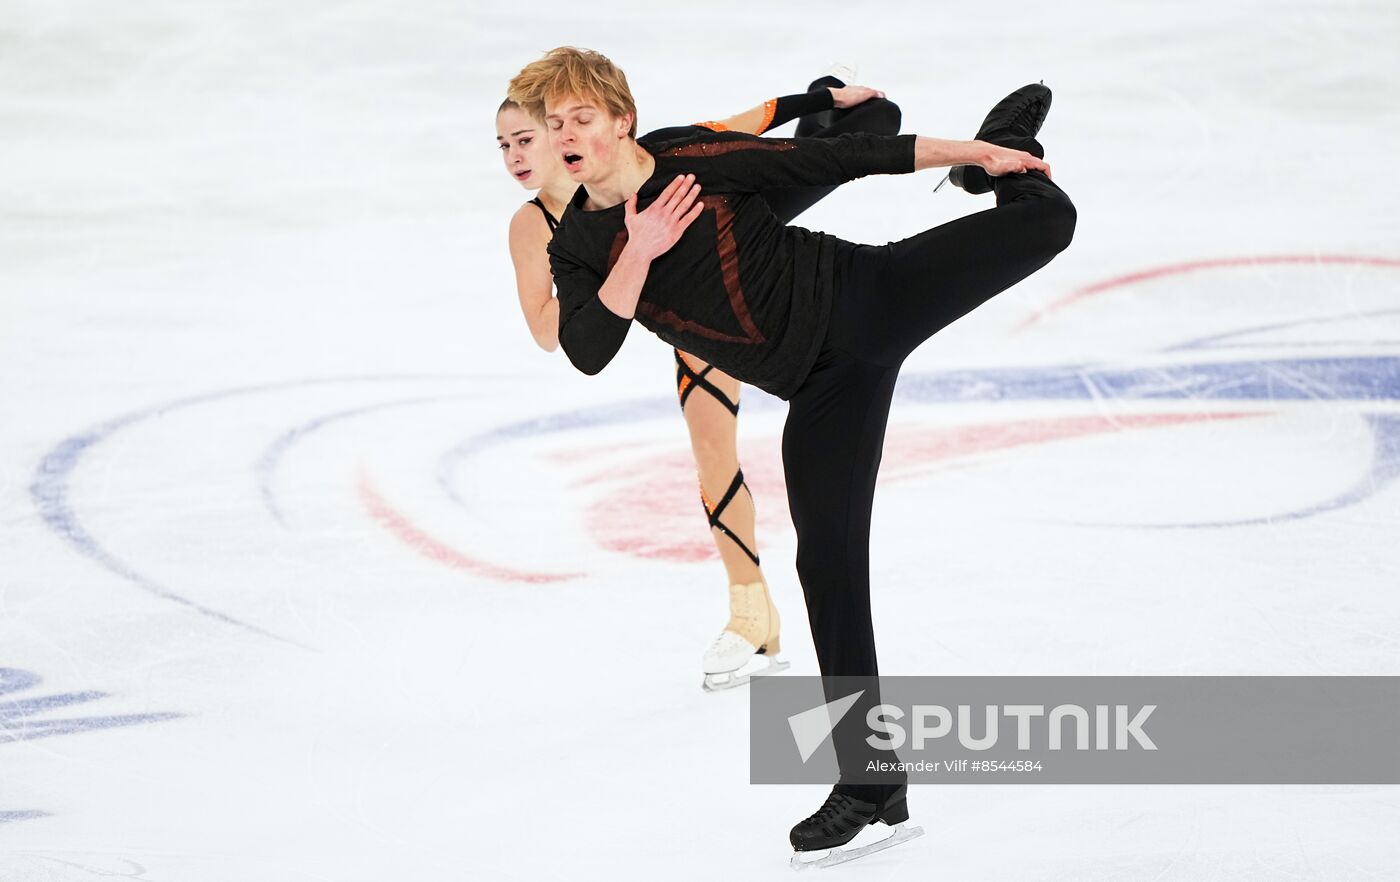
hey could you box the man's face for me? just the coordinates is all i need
[544,93,631,183]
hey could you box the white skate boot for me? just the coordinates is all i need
[702,581,789,692]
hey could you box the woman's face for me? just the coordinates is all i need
[496,104,561,190]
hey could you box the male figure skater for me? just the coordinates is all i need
[508,46,1075,866]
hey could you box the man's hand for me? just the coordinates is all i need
[624,174,704,261]
[976,142,1052,179]
[596,174,703,322]
[830,84,886,109]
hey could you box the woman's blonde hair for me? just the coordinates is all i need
[507,47,638,138]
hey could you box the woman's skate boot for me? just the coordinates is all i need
[701,580,788,691]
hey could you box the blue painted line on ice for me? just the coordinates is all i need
[447,357,1399,450]
[891,356,1400,405]
[434,396,680,507]
[0,668,182,746]
[0,712,185,744]
[1164,308,1400,352]
[30,375,451,642]
[898,357,1400,527]
[1089,412,1400,529]
[0,668,40,696]
[441,356,1400,525]
[256,395,458,523]
[0,691,107,719]
[0,810,49,823]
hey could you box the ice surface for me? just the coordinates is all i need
[3,0,1399,878]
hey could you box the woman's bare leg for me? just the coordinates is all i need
[676,351,762,584]
[675,349,784,690]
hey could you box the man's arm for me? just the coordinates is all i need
[913,137,1051,176]
[658,129,1048,190]
[552,247,632,376]
[553,175,705,375]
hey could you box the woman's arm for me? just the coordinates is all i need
[702,85,885,136]
[658,129,1047,193]
[702,100,776,136]
[507,205,560,352]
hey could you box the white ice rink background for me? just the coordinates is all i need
[2,0,1399,878]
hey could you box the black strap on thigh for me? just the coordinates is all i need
[674,349,739,415]
[700,469,760,566]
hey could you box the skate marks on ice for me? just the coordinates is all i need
[0,853,151,879]
[27,256,1397,637]
[437,254,1400,576]
[26,373,588,645]
[485,350,1395,549]
[30,375,443,642]
[1015,254,1400,334]
[994,253,1400,527]
[890,355,1400,524]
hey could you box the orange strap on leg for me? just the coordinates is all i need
[675,349,740,415]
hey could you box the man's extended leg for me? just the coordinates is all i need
[761,93,904,224]
[829,167,1077,364]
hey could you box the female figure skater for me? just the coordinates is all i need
[495,74,901,692]
[508,47,1075,864]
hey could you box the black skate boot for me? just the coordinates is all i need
[789,784,923,870]
[948,82,1053,195]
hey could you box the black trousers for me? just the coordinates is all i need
[761,91,902,224]
[782,168,1077,786]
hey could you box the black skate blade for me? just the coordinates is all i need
[789,822,924,871]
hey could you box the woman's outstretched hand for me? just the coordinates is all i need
[977,142,1052,179]
[624,174,704,261]
[830,84,886,108]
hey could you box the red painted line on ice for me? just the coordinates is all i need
[584,410,1266,564]
[358,469,583,584]
[545,438,654,467]
[880,410,1258,474]
[1015,254,1400,332]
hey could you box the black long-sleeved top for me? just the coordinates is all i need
[547,128,916,399]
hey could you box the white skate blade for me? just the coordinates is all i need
[701,656,790,692]
[789,822,924,871]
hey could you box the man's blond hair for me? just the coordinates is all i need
[507,47,638,138]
